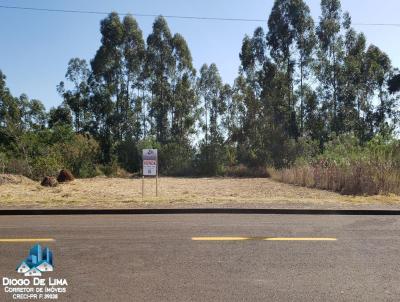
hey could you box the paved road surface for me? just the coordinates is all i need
[0,214,399,301]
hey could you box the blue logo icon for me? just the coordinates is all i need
[16,244,54,277]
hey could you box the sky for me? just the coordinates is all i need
[0,0,400,109]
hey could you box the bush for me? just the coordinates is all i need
[116,139,140,173]
[31,152,63,180]
[0,127,101,179]
[58,133,100,178]
[159,141,195,176]
[271,134,400,196]
[223,164,270,178]
[0,152,7,173]
[3,158,31,176]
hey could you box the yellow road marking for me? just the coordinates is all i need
[265,238,336,241]
[192,237,336,241]
[0,238,55,243]
[192,237,251,241]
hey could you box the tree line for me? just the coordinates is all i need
[1,0,399,179]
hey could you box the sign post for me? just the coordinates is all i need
[142,149,158,197]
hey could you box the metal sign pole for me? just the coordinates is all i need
[143,149,158,198]
[142,175,144,199]
[156,164,158,197]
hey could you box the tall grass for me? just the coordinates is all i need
[270,134,400,196]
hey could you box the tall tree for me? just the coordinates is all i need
[170,33,198,142]
[365,45,396,136]
[267,0,315,138]
[341,13,367,135]
[235,27,269,165]
[267,0,297,138]
[0,70,21,142]
[90,13,146,162]
[48,105,73,129]
[197,63,227,174]
[315,0,344,135]
[146,16,175,144]
[291,0,315,135]
[58,58,90,132]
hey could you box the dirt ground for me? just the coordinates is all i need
[1,176,400,209]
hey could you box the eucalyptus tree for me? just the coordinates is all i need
[48,106,73,129]
[89,13,146,165]
[0,70,21,141]
[197,63,228,173]
[341,13,367,134]
[170,33,198,142]
[267,0,295,122]
[145,17,200,173]
[235,27,268,164]
[146,16,175,144]
[315,0,344,135]
[198,64,225,146]
[91,12,146,142]
[290,0,316,135]
[267,0,315,138]
[364,45,396,136]
[25,98,47,130]
[58,58,90,132]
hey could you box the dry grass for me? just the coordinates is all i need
[1,175,400,208]
[270,164,400,196]
[0,174,35,185]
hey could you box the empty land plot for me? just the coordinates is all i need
[0,176,400,209]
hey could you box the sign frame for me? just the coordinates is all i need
[142,149,158,176]
[142,149,159,197]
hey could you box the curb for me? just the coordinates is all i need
[0,208,400,215]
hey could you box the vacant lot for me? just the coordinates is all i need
[1,176,400,209]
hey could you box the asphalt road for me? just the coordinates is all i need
[0,214,400,302]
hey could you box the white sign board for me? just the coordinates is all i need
[143,149,158,176]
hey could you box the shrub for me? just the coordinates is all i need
[31,152,63,180]
[99,159,119,177]
[59,134,100,178]
[0,152,7,173]
[224,164,270,178]
[271,134,400,196]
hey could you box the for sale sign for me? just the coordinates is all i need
[143,149,158,176]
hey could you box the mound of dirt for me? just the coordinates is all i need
[0,174,35,185]
[41,176,58,187]
[57,169,74,183]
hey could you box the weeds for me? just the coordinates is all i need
[270,134,400,196]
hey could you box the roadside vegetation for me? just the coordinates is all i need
[1,0,400,197]
[270,134,400,196]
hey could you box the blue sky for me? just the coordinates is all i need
[0,0,399,109]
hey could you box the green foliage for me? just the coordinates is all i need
[160,141,194,176]
[0,122,100,179]
[1,3,399,181]
[60,133,100,178]
[0,152,8,173]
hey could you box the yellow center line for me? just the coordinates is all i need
[192,237,337,241]
[265,238,337,241]
[192,237,251,241]
[0,238,55,243]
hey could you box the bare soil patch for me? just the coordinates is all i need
[1,176,399,209]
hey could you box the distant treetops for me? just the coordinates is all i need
[1,0,399,177]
